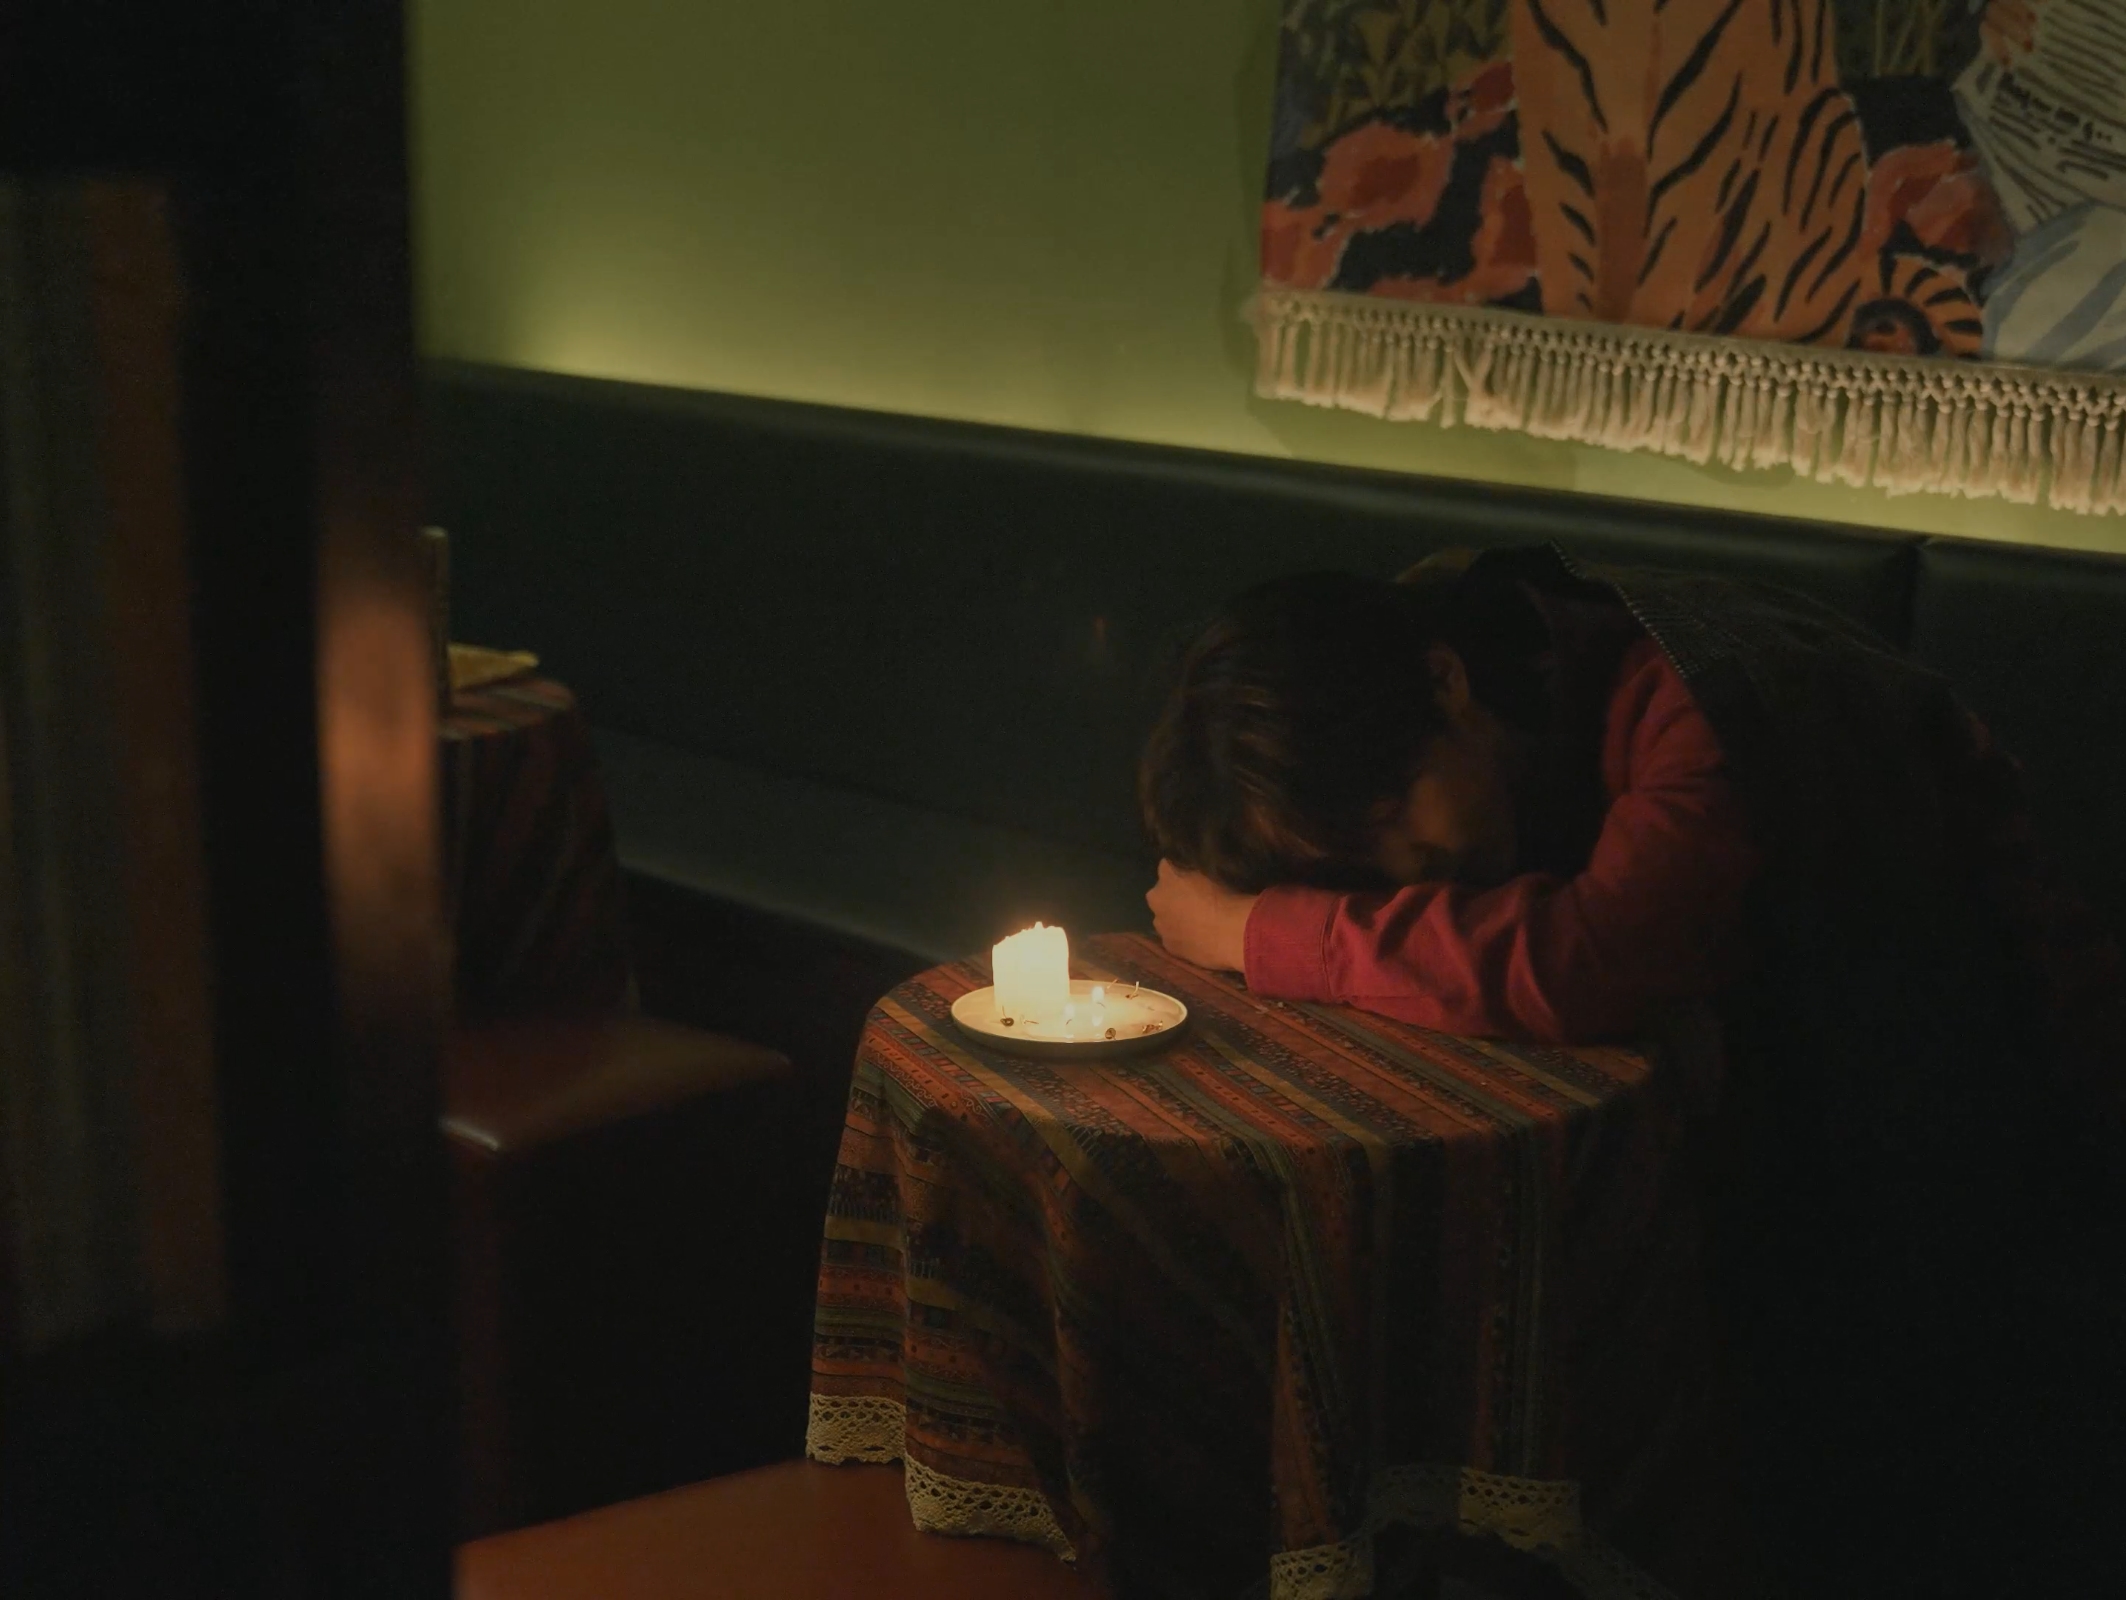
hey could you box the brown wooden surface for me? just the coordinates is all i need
[456,1460,1103,1600]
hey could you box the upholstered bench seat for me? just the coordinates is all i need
[454,1459,1102,1600]
[592,727,1152,967]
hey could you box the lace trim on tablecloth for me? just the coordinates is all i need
[809,1397,1656,1595]
[804,1392,905,1464]
[1268,1465,1675,1600]
[804,1393,1078,1562]
[903,1452,1078,1560]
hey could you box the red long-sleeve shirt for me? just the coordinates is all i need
[1243,638,1759,1043]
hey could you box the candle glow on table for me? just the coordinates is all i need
[950,940,1188,1057]
[992,922,1069,1025]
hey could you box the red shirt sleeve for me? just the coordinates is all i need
[1243,639,1758,1043]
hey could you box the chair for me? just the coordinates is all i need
[445,1015,809,1537]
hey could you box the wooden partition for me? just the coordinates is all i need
[1,5,451,1594]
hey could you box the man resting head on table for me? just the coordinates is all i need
[1141,547,1756,1043]
[1139,542,2124,1598]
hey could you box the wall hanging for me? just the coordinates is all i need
[1255,0,2126,511]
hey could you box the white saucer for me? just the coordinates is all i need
[950,979,1189,1061]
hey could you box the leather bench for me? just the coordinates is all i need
[425,357,1988,1007]
[589,730,1147,970]
[425,361,2126,962]
[425,361,1931,947]
[454,1460,1101,1600]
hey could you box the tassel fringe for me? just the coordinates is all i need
[1249,287,2126,515]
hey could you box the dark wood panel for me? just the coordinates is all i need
[1,2,450,1594]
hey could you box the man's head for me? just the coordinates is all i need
[1140,570,1536,893]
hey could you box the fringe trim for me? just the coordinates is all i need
[1251,286,2126,515]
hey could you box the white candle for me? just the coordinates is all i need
[992,922,1069,1025]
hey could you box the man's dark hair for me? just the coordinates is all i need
[1139,567,1546,893]
[1140,573,1441,893]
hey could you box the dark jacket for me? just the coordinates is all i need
[1473,542,2124,1597]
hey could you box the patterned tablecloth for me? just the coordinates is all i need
[439,677,632,1018]
[806,935,1732,1600]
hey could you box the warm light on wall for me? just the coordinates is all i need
[408,0,2126,555]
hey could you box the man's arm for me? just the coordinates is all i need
[1147,859,1258,972]
[1244,644,1758,1043]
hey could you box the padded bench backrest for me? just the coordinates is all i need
[1908,538,2126,939]
[425,365,1924,870]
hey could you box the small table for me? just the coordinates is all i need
[440,676,632,1018]
[806,935,1726,1599]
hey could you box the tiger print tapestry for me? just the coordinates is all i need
[1256,1,2126,512]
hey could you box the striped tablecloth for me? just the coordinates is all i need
[439,677,632,1018]
[806,934,1733,1600]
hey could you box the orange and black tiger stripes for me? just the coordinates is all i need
[1850,253,1987,358]
[1510,0,1882,347]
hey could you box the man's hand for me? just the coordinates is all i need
[1147,860,1258,973]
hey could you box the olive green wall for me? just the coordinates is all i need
[409,0,2124,555]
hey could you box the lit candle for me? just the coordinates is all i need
[992,922,1069,1025]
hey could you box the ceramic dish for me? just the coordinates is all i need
[950,979,1189,1061]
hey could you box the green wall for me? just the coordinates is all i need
[409,0,2125,555]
